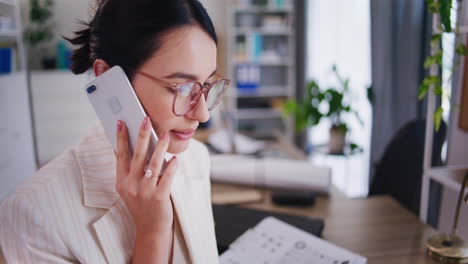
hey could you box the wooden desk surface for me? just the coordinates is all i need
[212,182,439,264]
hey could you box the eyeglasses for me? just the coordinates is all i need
[137,71,230,116]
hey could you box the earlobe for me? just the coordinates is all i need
[93,59,110,77]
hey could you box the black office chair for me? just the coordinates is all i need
[369,119,446,216]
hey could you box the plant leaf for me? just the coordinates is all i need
[424,51,443,68]
[433,84,443,96]
[439,0,452,32]
[419,76,440,100]
[434,106,443,131]
[431,33,442,43]
[337,123,348,133]
[427,0,440,13]
[456,43,468,56]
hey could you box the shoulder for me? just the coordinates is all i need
[4,146,82,203]
[0,146,85,231]
[0,147,85,261]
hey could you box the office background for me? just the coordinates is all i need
[1,0,468,248]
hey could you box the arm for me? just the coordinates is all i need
[132,228,174,264]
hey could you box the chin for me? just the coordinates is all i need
[167,140,191,154]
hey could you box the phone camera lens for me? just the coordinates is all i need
[87,85,97,94]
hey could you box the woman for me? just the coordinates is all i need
[0,0,227,263]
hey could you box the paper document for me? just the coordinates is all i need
[220,217,367,264]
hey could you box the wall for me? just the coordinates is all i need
[0,73,37,202]
[30,71,97,167]
[20,0,93,69]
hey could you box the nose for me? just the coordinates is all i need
[186,93,210,122]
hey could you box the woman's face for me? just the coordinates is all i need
[132,25,217,154]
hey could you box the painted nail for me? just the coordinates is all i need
[117,120,123,132]
[143,117,150,131]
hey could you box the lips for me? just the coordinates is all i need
[170,129,195,140]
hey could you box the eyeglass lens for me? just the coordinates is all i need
[174,79,228,115]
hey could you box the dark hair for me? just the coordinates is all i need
[65,0,217,80]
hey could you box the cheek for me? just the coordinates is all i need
[135,86,176,133]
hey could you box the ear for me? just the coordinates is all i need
[93,59,110,77]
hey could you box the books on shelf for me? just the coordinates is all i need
[235,33,263,62]
[235,0,293,9]
[236,63,260,91]
[0,46,16,74]
[234,30,289,63]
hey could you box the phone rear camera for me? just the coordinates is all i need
[87,85,97,94]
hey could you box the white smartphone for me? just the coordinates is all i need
[85,65,168,166]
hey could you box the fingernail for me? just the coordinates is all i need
[142,117,150,131]
[117,120,123,132]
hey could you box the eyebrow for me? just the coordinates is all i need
[163,69,217,82]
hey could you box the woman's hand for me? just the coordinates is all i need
[115,117,177,263]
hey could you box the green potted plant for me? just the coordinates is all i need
[24,0,55,69]
[419,0,467,131]
[282,65,362,155]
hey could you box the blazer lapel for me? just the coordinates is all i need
[169,155,210,264]
[75,122,202,264]
[93,199,135,264]
[169,162,197,263]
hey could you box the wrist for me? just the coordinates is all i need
[136,225,173,241]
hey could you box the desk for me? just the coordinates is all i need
[212,182,439,264]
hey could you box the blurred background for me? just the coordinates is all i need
[1,0,468,240]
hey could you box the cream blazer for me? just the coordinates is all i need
[0,123,219,264]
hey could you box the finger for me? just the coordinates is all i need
[139,168,160,196]
[116,120,130,180]
[130,117,152,177]
[147,131,170,176]
[157,156,178,196]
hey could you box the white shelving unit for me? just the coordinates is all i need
[226,0,295,141]
[0,0,26,71]
[419,11,468,223]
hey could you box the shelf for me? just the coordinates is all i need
[237,108,282,120]
[237,86,290,98]
[0,30,18,43]
[426,165,468,192]
[233,6,293,13]
[227,1,295,142]
[234,28,292,35]
[0,30,18,37]
[233,60,292,66]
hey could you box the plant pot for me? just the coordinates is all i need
[328,125,346,155]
